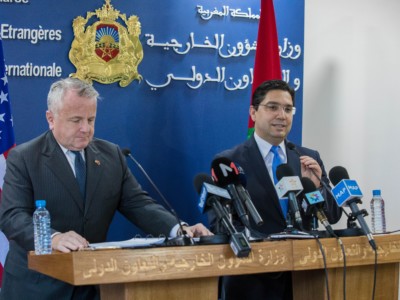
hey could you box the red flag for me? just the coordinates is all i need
[0,37,16,288]
[248,0,282,137]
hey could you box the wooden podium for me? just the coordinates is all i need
[28,234,400,300]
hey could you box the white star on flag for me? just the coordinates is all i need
[0,38,16,289]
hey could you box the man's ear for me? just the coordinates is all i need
[46,110,54,130]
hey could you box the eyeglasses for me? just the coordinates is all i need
[256,103,296,115]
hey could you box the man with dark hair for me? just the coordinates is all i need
[212,79,342,299]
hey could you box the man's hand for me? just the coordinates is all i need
[52,231,89,253]
[182,223,213,237]
[300,155,322,188]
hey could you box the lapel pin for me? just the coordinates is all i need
[94,160,101,166]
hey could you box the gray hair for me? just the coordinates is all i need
[47,78,99,115]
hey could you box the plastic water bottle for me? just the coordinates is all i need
[33,200,52,255]
[370,190,386,234]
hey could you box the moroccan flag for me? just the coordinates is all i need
[0,37,16,288]
[248,0,282,138]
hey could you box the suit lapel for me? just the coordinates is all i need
[84,142,104,213]
[244,136,283,214]
[286,140,302,176]
[42,132,85,213]
[244,137,270,186]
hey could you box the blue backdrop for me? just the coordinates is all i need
[0,0,304,241]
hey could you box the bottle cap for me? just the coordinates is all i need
[372,190,381,196]
[35,200,46,208]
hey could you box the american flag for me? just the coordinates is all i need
[0,37,16,289]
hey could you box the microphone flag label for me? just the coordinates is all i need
[198,185,208,213]
[275,176,303,198]
[332,179,363,207]
[305,190,324,205]
[198,183,231,213]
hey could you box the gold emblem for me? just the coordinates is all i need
[69,0,143,87]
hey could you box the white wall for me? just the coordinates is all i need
[304,0,400,231]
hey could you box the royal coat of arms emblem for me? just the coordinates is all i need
[69,0,143,87]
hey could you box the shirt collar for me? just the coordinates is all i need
[58,143,85,157]
[253,132,286,158]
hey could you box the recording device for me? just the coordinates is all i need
[211,157,250,227]
[275,164,304,229]
[194,173,231,214]
[231,162,263,226]
[286,142,333,195]
[329,166,376,250]
[287,142,359,234]
[193,173,251,257]
[121,148,194,246]
[300,177,335,237]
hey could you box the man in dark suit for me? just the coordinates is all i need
[0,78,211,300]
[212,80,342,300]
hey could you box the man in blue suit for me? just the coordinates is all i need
[0,78,211,300]
[213,80,342,300]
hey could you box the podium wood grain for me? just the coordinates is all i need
[292,234,400,300]
[28,234,400,300]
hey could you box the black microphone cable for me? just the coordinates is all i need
[372,248,377,300]
[121,148,194,246]
[329,165,377,300]
[314,236,331,300]
[288,142,348,300]
[318,227,347,300]
[338,237,347,300]
[287,142,348,220]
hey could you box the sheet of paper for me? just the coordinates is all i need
[88,237,166,250]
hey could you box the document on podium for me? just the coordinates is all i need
[88,237,166,250]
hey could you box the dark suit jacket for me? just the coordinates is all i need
[212,135,342,300]
[0,131,177,300]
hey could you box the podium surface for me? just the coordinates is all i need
[28,234,400,300]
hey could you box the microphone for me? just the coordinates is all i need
[211,157,250,227]
[121,148,194,246]
[194,173,232,214]
[231,162,264,226]
[300,177,335,237]
[287,142,333,195]
[329,166,376,250]
[193,173,251,257]
[275,164,303,229]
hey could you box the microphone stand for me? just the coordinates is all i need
[269,208,315,240]
[122,148,194,246]
[288,143,362,237]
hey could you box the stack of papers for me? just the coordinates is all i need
[88,237,166,250]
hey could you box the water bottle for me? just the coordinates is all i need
[370,190,386,234]
[33,200,52,255]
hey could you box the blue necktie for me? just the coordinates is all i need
[270,145,282,184]
[270,146,288,217]
[72,151,86,200]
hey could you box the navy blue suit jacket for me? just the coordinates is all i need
[212,135,342,300]
[213,135,341,235]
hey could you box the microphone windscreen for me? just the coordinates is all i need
[329,166,349,185]
[286,141,303,157]
[276,164,295,181]
[232,162,247,187]
[286,142,296,151]
[300,177,317,193]
[210,157,240,186]
[193,173,213,194]
[121,148,131,156]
